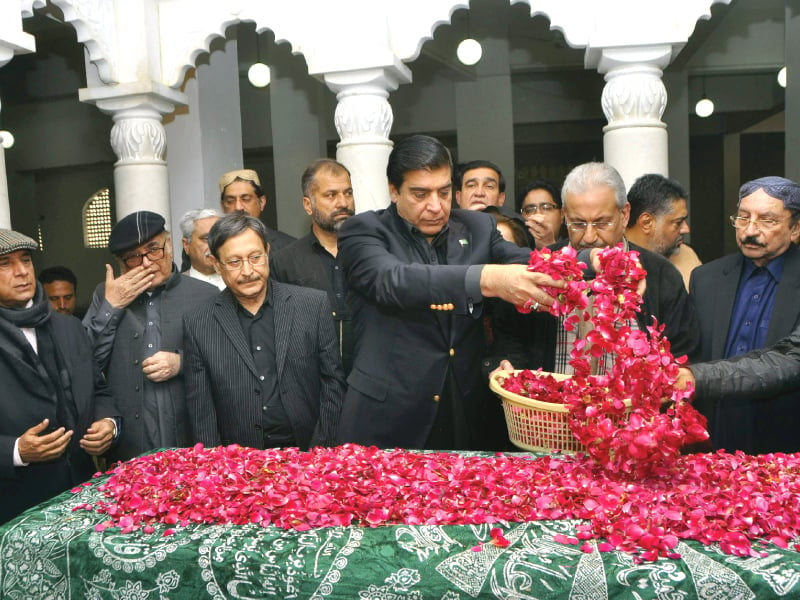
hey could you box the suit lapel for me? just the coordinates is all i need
[214,291,259,378]
[711,255,742,358]
[272,282,293,377]
[766,247,800,344]
[446,216,473,266]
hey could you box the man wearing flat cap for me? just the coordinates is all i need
[83,211,218,462]
[219,169,296,251]
[0,230,119,523]
[689,176,800,454]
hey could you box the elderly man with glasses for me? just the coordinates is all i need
[689,176,800,454]
[493,162,698,381]
[83,211,218,462]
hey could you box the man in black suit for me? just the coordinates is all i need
[271,159,355,374]
[183,213,345,450]
[218,169,296,251]
[335,135,564,451]
[0,230,118,524]
[689,176,800,454]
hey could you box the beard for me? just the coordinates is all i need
[313,206,355,232]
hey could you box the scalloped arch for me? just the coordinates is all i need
[20,0,47,19]
[159,4,315,89]
[512,0,593,48]
[386,1,469,63]
[49,0,117,83]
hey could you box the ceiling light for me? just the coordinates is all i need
[0,130,14,149]
[457,38,482,66]
[695,97,714,118]
[778,66,787,88]
[247,63,271,88]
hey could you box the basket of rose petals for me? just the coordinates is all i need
[490,369,632,453]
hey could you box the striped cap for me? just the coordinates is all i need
[0,229,37,256]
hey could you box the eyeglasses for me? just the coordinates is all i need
[565,220,615,232]
[122,245,166,268]
[729,215,785,231]
[219,253,267,271]
[521,203,559,217]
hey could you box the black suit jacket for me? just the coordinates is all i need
[0,310,118,524]
[183,282,345,450]
[335,205,530,449]
[689,245,800,453]
[270,232,354,374]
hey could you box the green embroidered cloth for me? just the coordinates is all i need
[2,455,799,599]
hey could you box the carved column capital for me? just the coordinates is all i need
[325,66,410,146]
[323,67,410,213]
[79,83,185,166]
[109,110,167,165]
[601,64,668,132]
[334,90,393,146]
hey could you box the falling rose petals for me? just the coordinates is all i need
[518,246,589,316]
[502,245,709,477]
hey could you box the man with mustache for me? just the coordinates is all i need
[183,213,345,451]
[493,162,698,376]
[0,230,118,523]
[689,176,800,454]
[270,159,356,374]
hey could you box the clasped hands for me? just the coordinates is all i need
[18,417,116,463]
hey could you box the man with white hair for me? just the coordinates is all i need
[493,162,698,375]
[179,208,225,290]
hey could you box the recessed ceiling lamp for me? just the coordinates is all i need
[778,66,787,88]
[247,30,271,88]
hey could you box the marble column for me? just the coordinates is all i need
[0,98,9,229]
[0,13,36,229]
[80,87,185,228]
[325,67,411,212]
[785,0,800,181]
[592,47,672,190]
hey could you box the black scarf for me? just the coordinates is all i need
[0,283,77,431]
[0,282,51,328]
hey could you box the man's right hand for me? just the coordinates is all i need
[479,264,564,309]
[18,419,73,464]
[103,263,156,308]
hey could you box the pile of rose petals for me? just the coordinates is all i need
[75,443,800,561]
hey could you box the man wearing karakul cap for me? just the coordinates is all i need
[219,169,296,251]
[0,229,119,523]
[689,176,800,454]
[83,211,218,462]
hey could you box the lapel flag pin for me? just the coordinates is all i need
[459,239,469,246]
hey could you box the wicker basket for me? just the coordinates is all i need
[489,370,632,453]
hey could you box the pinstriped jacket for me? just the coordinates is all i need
[182,282,345,450]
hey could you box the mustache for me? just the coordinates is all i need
[741,235,765,247]
[332,208,355,219]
